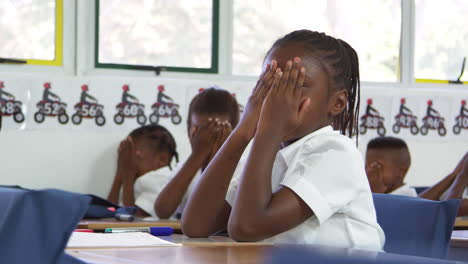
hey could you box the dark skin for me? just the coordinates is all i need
[366,150,468,216]
[434,153,468,216]
[365,149,410,194]
[154,113,232,219]
[107,136,170,217]
[182,44,350,241]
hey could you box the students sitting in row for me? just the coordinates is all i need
[365,136,468,215]
[107,125,178,217]
[181,30,385,251]
[154,88,241,219]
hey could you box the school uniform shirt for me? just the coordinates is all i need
[133,166,173,217]
[173,159,245,217]
[225,126,385,251]
[389,184,418,197]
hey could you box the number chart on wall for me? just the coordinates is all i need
[0,78,467,142]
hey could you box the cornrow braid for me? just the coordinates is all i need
[129,124,179,170]
[267,30,361,143]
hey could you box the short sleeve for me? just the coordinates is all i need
[224,159,246,206]
[134,169,172,216]
[280,138,365,225]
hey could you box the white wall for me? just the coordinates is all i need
[0,75,466,197]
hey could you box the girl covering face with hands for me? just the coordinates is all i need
[182,30,384,251]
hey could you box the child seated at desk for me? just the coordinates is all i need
[365,137,415,196]
[154,87,241,219]
[181,30,385,251]
[365,136,468,215]
[107,125,178,217]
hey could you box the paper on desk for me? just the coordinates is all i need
[67,232,180,248]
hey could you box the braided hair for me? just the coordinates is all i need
[129,125,179,169]
[267,30,360,142]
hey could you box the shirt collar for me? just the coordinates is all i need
[278,125,334,162]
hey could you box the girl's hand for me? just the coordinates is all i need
[118,136,138,182]
[366,161,387,193]
[208,121,233,162]
[190,118,221,164]
[257,57,309,140]
[235,60,278,140]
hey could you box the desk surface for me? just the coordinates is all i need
[67,245,272,264]
[66,233,465,264]
[77,219,181,230]
[454,217,468,228]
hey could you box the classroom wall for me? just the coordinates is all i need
[0,75,466,197]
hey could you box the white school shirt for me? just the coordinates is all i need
[390,184,418,197]
[133,166,173,217]
[226,126,385,251]
[174,158,245,217]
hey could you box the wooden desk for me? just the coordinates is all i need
[66,235,272,264]
[454,217,468,229]
[67,245,273,264]
[77,219,181,230]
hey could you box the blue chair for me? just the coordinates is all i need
[372,193,460,259]
[267,245,463,264]
[0,187,91,264]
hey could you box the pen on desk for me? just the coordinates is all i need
[104,227,174,236]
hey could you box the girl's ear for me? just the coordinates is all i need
[156,152,170,167]
[329,89,348,116]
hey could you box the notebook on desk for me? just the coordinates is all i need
[67,232,180,248]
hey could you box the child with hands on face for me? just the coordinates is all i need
[182,30,385,251]
[107,125,178,217]
[154,88,240,219]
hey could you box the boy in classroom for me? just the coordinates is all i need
[181,30,385,251]
[154,88,241,219]
[366,136,468,215]
[107,124,178,217]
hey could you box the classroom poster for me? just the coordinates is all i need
[358,95,393,138]
[0,79,28,131]
[390,96,421,137]
[416,96,451,139]
[450,97,468,137]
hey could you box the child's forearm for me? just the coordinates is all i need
[459,200,468,216]
[107,172,122,203]
[228,132,281,241]
[121,172,136,206]
[154,154,205,219]
[181,129,250,237]
[419,173,456,200]
[441,172,468,200]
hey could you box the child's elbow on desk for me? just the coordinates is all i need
[181,219,215,238]
[228,219,265,242]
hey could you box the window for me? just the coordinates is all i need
[232,0,401,82]
[0,0,62,66]
[96,0,219,73]
[414,0,468,83]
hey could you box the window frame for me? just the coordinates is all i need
[0,0,75,75]
[93,0,220,74]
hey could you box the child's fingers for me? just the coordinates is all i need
[255,60,276,93]
[294,66,306,97]
[254,64,271,93]
[278,60,293,96]
[270,69,283,96]
[287,57,301,96]
[257,61,277,96]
